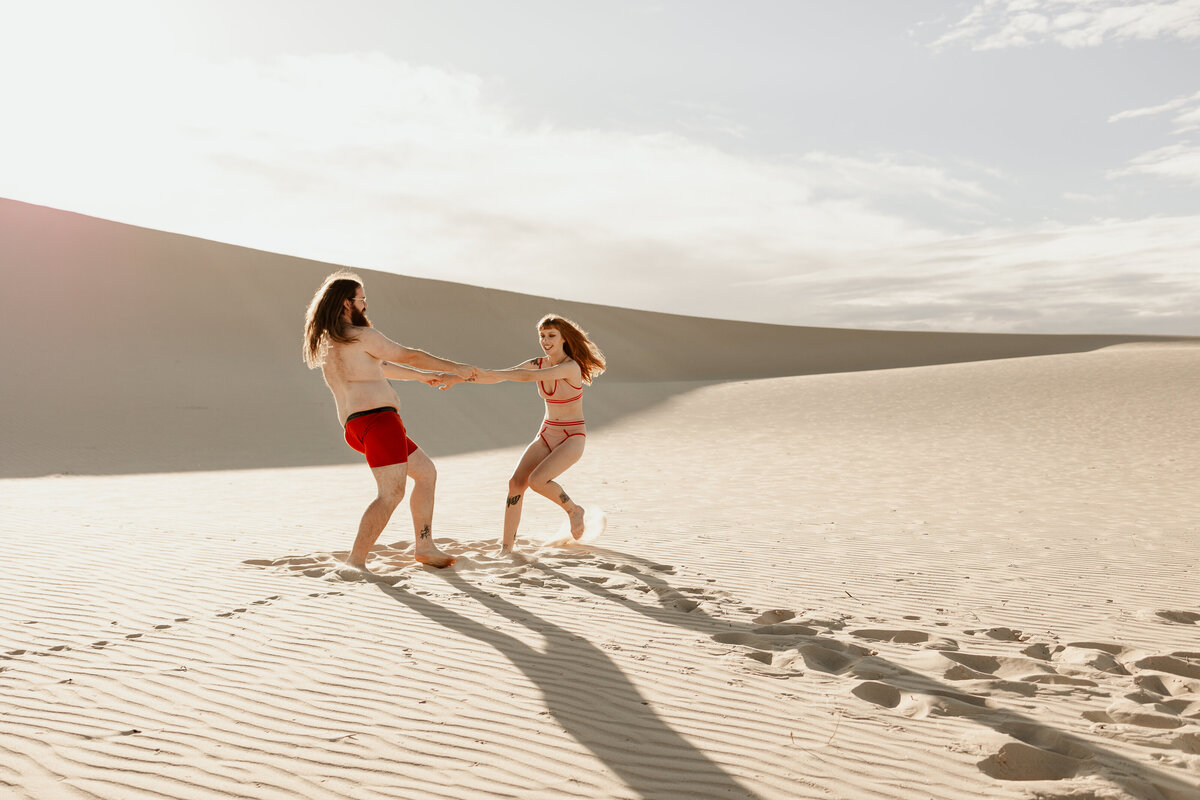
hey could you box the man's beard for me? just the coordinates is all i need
[350,308,372,328]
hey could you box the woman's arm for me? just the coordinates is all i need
[480,358,579,384]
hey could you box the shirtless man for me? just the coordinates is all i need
[302,270,475,570]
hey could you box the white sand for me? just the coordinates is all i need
[2,199,1199,799]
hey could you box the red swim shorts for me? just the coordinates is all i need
[344,407,419,468]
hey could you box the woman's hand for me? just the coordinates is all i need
[453,364,480,383]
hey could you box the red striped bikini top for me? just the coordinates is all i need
[536,357,584,403]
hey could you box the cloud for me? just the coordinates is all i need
[0,40,1195,335]
[931,0,1200,50]
[733,215,1200,333]
[0,50,946,290]
[1110,143,1200,184]
[1110,89,1200,133]
[797,152,999,209]
[1108,90,1200,123]
[1109,90,1200,189]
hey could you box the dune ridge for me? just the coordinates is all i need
[2,196,1191,478]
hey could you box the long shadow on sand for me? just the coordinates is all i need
[251,541,1197,799]
[369,569,765,800]
[518,549,1198,800]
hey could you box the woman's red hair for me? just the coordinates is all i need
[538,314,606,384]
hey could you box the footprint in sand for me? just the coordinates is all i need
[849,628,961,651]
[712,623,820,647]
[1051,642,1132,677]
[1062,647,1200,760]
[1133,672,1200,699]
[1088,711,1200,758]
[963,626,1029,642]
[1020,642,1061,661]
[939,649,1100,690]
[1155,610,1200,625]
[851,680,992,719]
[976,739,1090,782]
[647,586,704,613]
[712,619,874,678]
[1130,653,1200,681]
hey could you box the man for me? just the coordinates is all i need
[303,270,475,569]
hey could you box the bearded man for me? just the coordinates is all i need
[303,270,476,569]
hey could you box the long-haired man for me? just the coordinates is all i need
[303,270,475,569]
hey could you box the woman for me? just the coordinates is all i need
[446,314,606,554]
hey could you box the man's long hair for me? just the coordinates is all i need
[303,271,364,368]
[538,314,606,384]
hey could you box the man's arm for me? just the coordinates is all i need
[361,328,477,379]
[382,362,441,386]
[432,358,542,390]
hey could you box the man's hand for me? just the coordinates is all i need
[434,372,466,390]
[454,364,480,383]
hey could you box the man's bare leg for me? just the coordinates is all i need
[405,449,456,568]
[528,437,586,539]
[348,462,408,569]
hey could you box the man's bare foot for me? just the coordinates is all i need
[345,556,371,571]
[335,565,370,581]
[568,505,586,539]
[414,546,457,568]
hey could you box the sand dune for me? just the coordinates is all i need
[2,198,1199,799]
[1,198,1186,478]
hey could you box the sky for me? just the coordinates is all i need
[2,0,1198,334]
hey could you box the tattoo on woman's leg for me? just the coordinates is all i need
[419,525,431,540]
[558,490,571,505]
[507,494,521,507]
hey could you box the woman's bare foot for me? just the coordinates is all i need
[568,505,586,539]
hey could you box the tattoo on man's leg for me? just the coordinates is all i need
[419,525,431,540]
[558,490,571,504]
[507,494,521,507]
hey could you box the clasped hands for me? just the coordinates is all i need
[422,364,481,390]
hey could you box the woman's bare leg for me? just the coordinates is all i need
[502,438,551,554]
[528,436,587,538]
